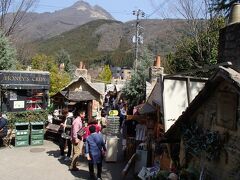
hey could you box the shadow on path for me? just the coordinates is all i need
[46,149,60,158]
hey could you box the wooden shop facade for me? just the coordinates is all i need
[51,77,103,122]
[0,70,50,112]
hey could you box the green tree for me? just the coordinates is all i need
[98,65,112,83]
[122,48,153,109]
[0,32,16,70]
[55,49,72,73]
[31,54,55,71]
[165,17,224,75]
[31,54,71,96]
[49,65,71,96]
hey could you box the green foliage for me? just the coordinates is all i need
[50,65,71,96]
[182,123,222,161]
[97,65,112,83]
[34,19,154,68]
[31,54,55,71]
[165,18,225,76]
[37,20,118,66]
[210,0,238,15]
[46,103,55,114]
[31,53,71,96]
[0,32,17,70]
[55,49,72,73]
[6,110,48,125]
[122,48,153,108]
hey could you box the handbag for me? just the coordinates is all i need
[77,127,86,138]
[61,132,70,139]
[61,128,71,139]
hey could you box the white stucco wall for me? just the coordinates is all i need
[163,79,205,131]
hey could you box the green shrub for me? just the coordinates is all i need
[6,110,48,126]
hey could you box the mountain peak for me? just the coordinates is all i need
[72,0,91,9]
[70,0,114,20]
[13,0,114,42]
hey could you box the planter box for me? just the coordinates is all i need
[15,135,29,141]
[15,122,30,147]
[15,140,29,147]
[30,122,44,146]
[31,139,44,146]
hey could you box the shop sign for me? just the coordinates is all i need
[109,110,118,116]
[13,101,25,109]
[0,71,49,85]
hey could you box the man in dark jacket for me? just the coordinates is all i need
[0,113,8,139]
[85,125,106,180]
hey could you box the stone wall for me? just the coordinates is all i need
[218,22,240,72]
[180,81,240,179]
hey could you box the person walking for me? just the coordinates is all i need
[58,109,72,161]
[119,104,127,128]
[69,109,85,171]
[85,125,106,180]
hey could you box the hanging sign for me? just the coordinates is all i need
[109,110,118,116]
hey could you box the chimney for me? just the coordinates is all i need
[79,61,83,69]
[218,3,240,72]
[228,3,240,25]
[149,55,164,85]
[75,61,88,78]
[155,55,161,68]
[59,63,65,71]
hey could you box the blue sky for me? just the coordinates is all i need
[33,0,173,22]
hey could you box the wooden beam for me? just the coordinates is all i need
[122,153,136,178]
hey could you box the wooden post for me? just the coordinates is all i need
[87,101,92,123]
[122,153,136,178]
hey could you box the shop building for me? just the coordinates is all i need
[51,76,104,122]
[165,67,240,179]
[0,70,50,112]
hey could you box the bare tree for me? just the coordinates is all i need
[0,0,37,36]
[173,0,222,67]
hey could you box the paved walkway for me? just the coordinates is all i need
[0,140,134,180]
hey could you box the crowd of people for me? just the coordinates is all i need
[57,108,106,180]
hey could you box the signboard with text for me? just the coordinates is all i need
[0,71,49,86]
[109,110,119,116]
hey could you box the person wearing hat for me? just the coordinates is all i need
[85,125,106,180]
